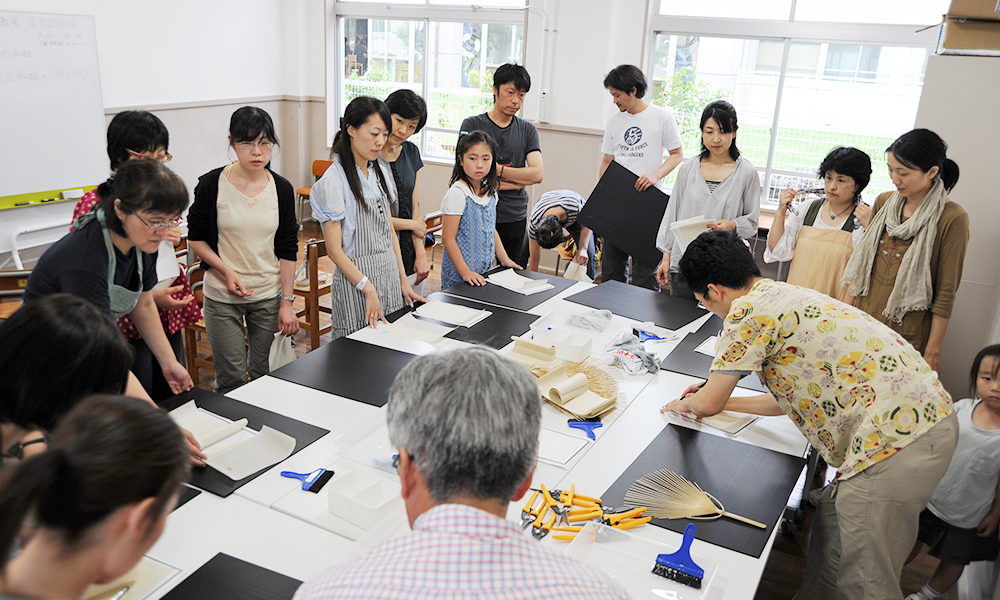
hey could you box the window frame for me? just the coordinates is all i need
[330,2,528,162]
[646,13,940,209]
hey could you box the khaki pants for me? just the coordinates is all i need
[202,295,280,396]
[796,412,958,600]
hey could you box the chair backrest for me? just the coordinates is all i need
[0,270,31,298]
[304,239,328,288]
[185,263,206,307]
[425,211,443,235]
[312,160,334,180]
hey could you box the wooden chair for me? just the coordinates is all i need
[295,160,335,227]
[182,263,213,386]
[0,269,30,322]
[294,239,333,349]
[425,211,444,269]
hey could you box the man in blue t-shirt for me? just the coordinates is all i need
[460,63,544,268]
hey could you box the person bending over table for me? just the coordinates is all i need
[23,159,194,401]
[527,189,596,281]
[71,110,201,401]
[0,395,189,600]
[662,230,957,600]
[294,347,628,600]
[380,89,431,294]
[311,96,424,338]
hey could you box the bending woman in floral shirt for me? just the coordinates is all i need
[662,230,958,600]
[72,111,201,400]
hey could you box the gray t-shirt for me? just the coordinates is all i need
[459,113,541,224]
[927,398,1000,528]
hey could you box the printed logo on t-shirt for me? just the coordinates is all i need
[624,126,642,146]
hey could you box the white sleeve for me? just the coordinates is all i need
[660,108,683,152]
[440,185,467,215]
[732,162,761,240]
[763,206,806,263]
[656,163,687,254]
[600,120,616,156]
[850,221,865,249]
[310,164,347,224]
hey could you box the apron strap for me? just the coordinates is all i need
[803,199,824,227]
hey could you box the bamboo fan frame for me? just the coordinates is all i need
[624,468,766,529]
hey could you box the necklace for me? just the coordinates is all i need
[826,200,852,221]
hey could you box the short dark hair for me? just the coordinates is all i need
[817,147,872,203]
[536,215,566,249]
[0,395,189,563]
[699,100,741,161]
[97,159,189,237]
[0,295,132,432]
[679,230,760,297]
[229,105,279,146]
[970,344,1000,398]
[887,128,960,192]
[450,130,499,198]
[603,64,647,99]
[493,63,531,96]
[384,89,428,134]
[106,111,169,170]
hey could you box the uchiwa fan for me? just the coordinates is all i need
[531,358,620,400]
[624,468,766,529]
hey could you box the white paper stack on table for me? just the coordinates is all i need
[169,401,296,480]
[537,366,616,419]
[671,215,716,253]
[487,269,554,295]
[414,299,491,327]
[385,312,456,343]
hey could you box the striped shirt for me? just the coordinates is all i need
[527,190,586,241]
[293,503,629,600]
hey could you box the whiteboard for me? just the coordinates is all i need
[0,10,107,200]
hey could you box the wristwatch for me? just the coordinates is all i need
[281,295,295,302]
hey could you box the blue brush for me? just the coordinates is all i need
[280,468,334,493]
[652,523,704,589]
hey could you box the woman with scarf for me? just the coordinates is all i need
[843,129,969,372]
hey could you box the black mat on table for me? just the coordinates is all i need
[565,280,708,330]
[173,486,201,511]
[269,336,416,407]
[661,314,768,393]
[160,553,301,600]
[441,266,575,311]
[577,160,669,267]
[159,388,329,498]
[386,293,539,350]
[602,424,805,558]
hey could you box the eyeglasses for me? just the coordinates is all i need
[391,452,415,471]
[133,213,182,232]
[127,149,172,163]
[235,140,275,150]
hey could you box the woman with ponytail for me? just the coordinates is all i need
[311,96,424,338]
[23,159,195,398]
[0,395,189,600]
[843,129,969,371]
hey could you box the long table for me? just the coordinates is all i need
[145,279,809,600]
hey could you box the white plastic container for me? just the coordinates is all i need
[328,468,402,530]
[542,328,592,362]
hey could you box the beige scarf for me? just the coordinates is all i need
[842,178,947,323]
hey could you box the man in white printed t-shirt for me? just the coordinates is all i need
[598,64,683,291]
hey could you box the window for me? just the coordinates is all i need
[337,15,524,160]
[650,3,939,208]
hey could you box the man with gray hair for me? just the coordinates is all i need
[294,347,628,599]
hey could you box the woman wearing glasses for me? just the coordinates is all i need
[188,106,299,395]
[68,110,201,400]
[23,159,195,399]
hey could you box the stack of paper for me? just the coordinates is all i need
[537,366,616,419]
[169,401,296,480]
[670,215,716,252]
[414,300,491,327]
[385,312,456,343]
[487,269,554,295]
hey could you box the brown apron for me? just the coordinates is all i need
[786,200,857,302]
